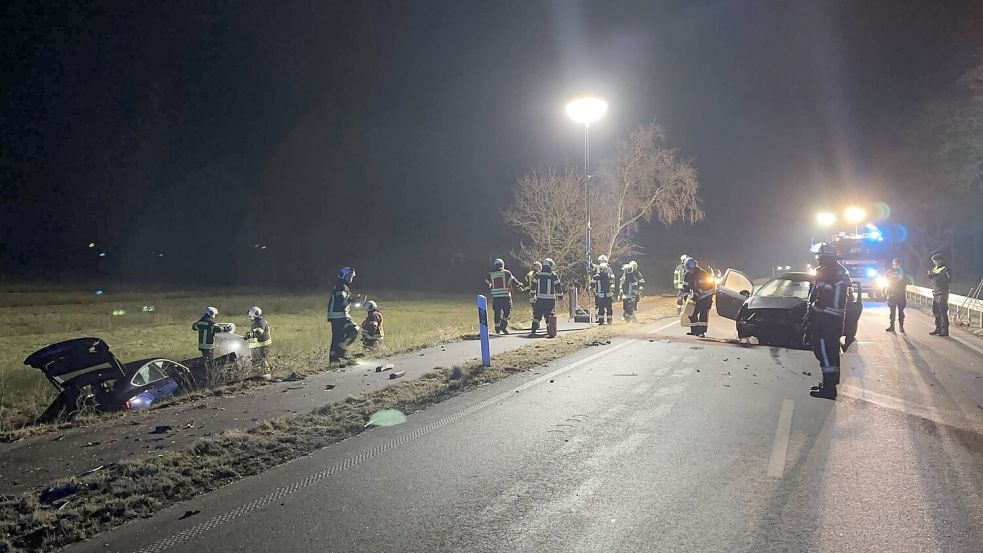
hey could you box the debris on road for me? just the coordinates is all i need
[376,364,395,373]
[179,510,201,520]
[52,434,65,441]
[284,372,306,382]
[150,426,172,434]
[612,373,638,377]
[82,441,100,447]
[802,371,812,376]
[389,370,406,380]
[365,409,407,427]
[324,384,336,390]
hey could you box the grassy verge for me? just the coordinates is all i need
[0,289,478,432]
[0,299,676,553]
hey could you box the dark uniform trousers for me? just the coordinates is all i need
[689,295,713,333]
[811,314,842,385]
[596,297,613,320]
[887,294,907,325]
[933,292,949,332]
[492,296,513,331]
[533,298,556,324]
[330,318,358,359]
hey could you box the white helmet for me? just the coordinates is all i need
[365,300,377,312]
[204,306,218,317]
[624,263,634,273]
[597,255,608,264]
[543,258,555,270]
[630,260,638,270]
[533,261,543,271]
[248,306,262,319]
[680,254,689,262]
[493,258,505,270]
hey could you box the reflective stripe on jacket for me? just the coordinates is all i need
[534,271,563,299]
[192,316,218,350]
[486,269,521,298]
[327,282,352,320]
[248,317,272,349]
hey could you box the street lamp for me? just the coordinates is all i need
[844,206,867,234]
[815,212,836,227]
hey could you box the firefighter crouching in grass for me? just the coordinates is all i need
[192,306,220,367]
[327,266,360,362]
[244,306,272,369]
[361,300,384,349]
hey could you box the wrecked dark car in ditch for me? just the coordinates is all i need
[25,334,250,422]
[714,270,862,349]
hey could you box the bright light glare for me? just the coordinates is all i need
[808,268,817,276]
[866,268,879,278]
[877,277,889,289]
[816,212,836,226]
[844,207,867,224]
[565,96,608,125]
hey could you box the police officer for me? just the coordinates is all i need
[327,266,360,361]
[531,258,564,337]
[620,260,646,322]
[928,254,951,337]
[526,261,542,313]
[485,259,525,334]
[806,243,850,400]
[682,258,713,336]
[361,300,384,349]
[674,255,689,313]
[884,258,908,333]
[244,306,272,366]
[591,255,616,325]
[192,306,220,366]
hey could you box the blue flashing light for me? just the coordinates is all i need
[865,268,879,278]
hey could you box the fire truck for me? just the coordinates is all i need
[830,229,894,300]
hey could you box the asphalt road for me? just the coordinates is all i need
[65,303,983,553]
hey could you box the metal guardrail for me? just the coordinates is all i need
[906,285,983,329]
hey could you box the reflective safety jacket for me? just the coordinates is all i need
[673,263,686,290]
[809,262,851,319]
[526,270,538,297]
[327,281,353,321]
[591,265,616,298]
[883,267,908,298]
[533,271,564,299]
[620,270,646,299]
[928,265,951,295]
[247,316,272,349]
[192,315,218,350]
[361,309,384,338]
[683,268,713,300]
[486,269,524,298]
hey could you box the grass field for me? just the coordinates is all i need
[0,287,483,428]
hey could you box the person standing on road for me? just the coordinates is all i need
[591,255,616,325]
[928,254,951,337]
[806,243,850,400]
[244,306,272,367]
[526,261,542,315]
[531,258,564,337]
[192,306,220,367]
[682,258,713,337]
[620,260,646,322]
[674,255,689,313]
[884,258,909,333]
[327,266,360,361]
[486,259,525,334]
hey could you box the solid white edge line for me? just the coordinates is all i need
[950,334,983,357]
[767,399,794,478]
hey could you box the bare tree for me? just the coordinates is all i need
[503,168,587,279]
[594,122,704,263]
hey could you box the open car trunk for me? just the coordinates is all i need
[24,338,128,422]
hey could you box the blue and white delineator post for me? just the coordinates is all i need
[477,294,491,367]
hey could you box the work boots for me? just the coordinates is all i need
[529,321,540,337]
[885,321,895,332]
[607,316,613,325]
[809,373,838,400]
[899,321,905,333]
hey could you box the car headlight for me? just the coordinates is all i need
[876,277,889,289]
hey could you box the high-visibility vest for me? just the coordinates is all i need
[534,271,562,299]
[621,271,645,299]
[248,317,272,349]
[486,270,514,297]
[673,264,686,289]
[362,310,384,338]
[327,284,352,320]
[192,316,218,350]
[593,268,615,298]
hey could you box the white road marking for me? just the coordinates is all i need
[767,399,794,478]
[950,334,983,356]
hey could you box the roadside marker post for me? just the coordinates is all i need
[477,294,491,367]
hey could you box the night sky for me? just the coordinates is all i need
[3,1,981,289]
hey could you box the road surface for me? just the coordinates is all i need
[64,302,983,552]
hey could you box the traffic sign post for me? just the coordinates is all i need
[477,294,491,367]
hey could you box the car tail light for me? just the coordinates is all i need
[123,400,132,410]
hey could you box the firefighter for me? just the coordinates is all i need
[361,300,384,349]
[806,243,850,400]
[244,306,272,366]
[884,258,908,333]
[620,260,645,322]
[327,266,360,361]
[682,258,713,336]
[928,254,951,337]
[192,307,220,366]
[485,258,525,334]
[591,255,616,324]
[526,261,543,312]
[674,254,689,313]
[530,258,564,337]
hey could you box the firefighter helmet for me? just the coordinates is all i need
[597,255,608,264]
[204,306,218,317]
[680,254,689,262]
[685,258,698,270]
[533,261,543,272]
[543,258,555,270]
[813,243,839,264]
[624,263,634,273]
[630,260,639,270]
[365,300,377,312]
[248,306,262,319]
[493,258,505,270]
[338,266,356,283]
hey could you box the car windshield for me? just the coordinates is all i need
[756,278,811,299]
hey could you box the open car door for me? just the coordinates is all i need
[715,269,754,320]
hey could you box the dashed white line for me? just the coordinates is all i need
[768,399,794,478]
